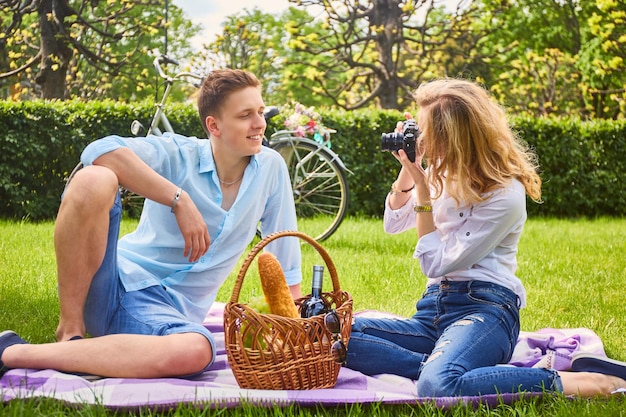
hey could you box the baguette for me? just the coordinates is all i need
[257,252,299,318]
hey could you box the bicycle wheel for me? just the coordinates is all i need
[120,188,145,218]
[271,138,349,241]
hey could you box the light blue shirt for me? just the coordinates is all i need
[81,133,302,323]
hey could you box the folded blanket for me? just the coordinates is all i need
[0,304,606,410]
[510,327,606,370]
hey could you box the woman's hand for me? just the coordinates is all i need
[392,112,426,184]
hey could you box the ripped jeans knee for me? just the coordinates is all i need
[416,301,519,397]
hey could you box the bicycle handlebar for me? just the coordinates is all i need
[152,53,203,84]
[153,55,179,79]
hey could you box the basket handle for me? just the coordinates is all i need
[230,230,341,304]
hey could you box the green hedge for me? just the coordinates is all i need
[0,100,202,220]
[1,100,624,220]
[324,111,626,218]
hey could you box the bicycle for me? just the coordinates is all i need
[127,53,350,241]
[261,108,350,241]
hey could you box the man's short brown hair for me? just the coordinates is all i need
[197,69,261,136]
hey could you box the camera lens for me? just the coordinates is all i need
[381,132,405,152]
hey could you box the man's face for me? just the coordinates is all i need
[208,86,266,156]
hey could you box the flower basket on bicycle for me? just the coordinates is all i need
[223,230,353,390]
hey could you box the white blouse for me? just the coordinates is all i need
[383,179,528,307]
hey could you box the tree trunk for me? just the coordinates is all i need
[371,0,403,109]
[35,0,73,99]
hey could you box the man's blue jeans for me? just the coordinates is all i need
[83,193,214,350]
[345,280,562,397]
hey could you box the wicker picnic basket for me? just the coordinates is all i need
[224,230,353,390]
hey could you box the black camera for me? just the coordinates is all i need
[381,119,419,162]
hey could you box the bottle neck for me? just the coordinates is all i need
[311,265,324,297]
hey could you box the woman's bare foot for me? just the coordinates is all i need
[560,371,626,397]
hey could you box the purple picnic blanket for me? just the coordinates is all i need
[0,303,607,410]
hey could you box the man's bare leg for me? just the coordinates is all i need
[54,166,119,342]
[1,332,213,378]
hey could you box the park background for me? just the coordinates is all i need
[1,0,625,221]
[1,2,626,415]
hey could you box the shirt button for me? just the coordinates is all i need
[459,212,464,217]
[466,231,470,236]
[200,257,206,263]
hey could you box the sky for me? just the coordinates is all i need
[171,0,293,50]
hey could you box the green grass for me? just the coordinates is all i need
[1,217,626,416]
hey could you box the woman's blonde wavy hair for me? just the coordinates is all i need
[414,78,542,204]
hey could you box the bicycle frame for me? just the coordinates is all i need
[268,133,351,174]
[263,106,350,175]
[131,54,203,136]
[145,82,175,136]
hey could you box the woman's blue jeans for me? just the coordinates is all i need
[345,281,562,397]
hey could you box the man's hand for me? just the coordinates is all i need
[172,190,211,262]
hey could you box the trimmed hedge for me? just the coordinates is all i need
[324,110,626,218]
[0,100,202,220]
[1,100,624,220]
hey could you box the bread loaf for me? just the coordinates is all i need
[257,252,299,318]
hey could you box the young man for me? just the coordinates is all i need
[0,69,302,378]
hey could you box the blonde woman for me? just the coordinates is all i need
[345,79,626,397]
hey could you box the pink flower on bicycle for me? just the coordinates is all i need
[294,125,307,137]
[283,102,327,139]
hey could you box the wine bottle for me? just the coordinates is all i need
[300,265,329,318]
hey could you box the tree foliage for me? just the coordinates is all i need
[0,0,199,100]
[1,1,622,119]
[478,0,625,119]
[199,0,623,118]
[187,7,331,109]
[280,0,499,110]
[578,0,625,118]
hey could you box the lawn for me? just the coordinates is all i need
[1,217,625,416]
